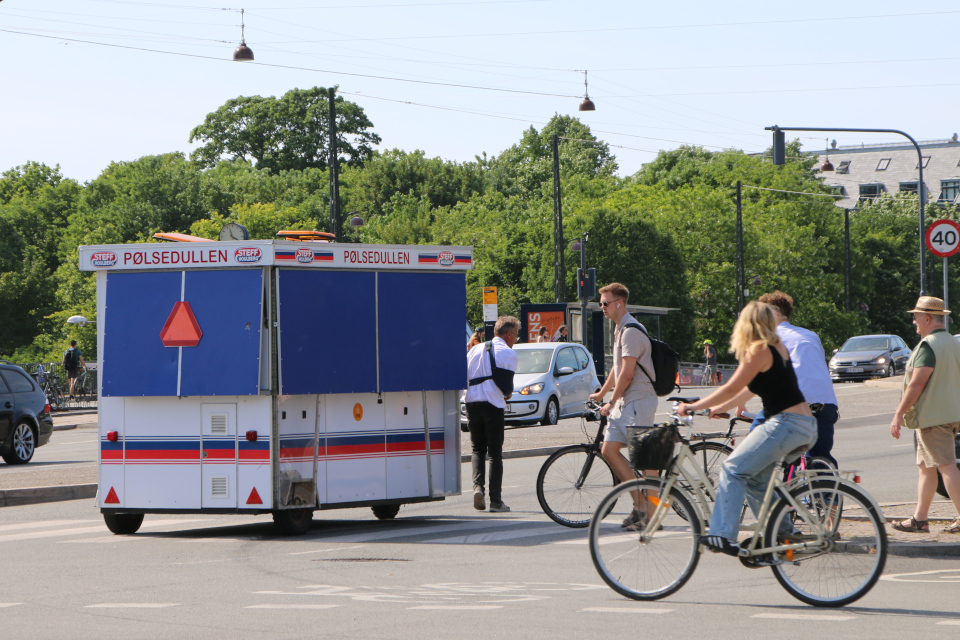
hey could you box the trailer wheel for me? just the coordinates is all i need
[372,504,401,520]
[272,508,314,535]
[103,513,144,535]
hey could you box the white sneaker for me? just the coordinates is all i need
[474,490,486,511]
[489,502,510,513]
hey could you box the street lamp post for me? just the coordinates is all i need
[569,233,593,347]
[553,134,566,303]
[768,125,928,296]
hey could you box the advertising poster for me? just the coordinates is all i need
[526,310,565,343]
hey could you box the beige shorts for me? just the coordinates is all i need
[916,422,960,468]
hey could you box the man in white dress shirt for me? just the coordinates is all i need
[465,316,520,513]
[759,291,839,465]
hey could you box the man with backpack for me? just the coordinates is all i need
[465,316,520,513]
[588,282,659,529]
[62,340,87,398]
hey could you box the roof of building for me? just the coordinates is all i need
[805,137,960,208]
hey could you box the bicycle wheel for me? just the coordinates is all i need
[764,480,887,607]
[589,478,702,601]
[537,445,617,527]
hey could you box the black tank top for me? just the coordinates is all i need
[746,345,806,418]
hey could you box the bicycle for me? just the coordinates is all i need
[74,369,95,404]
[42,374,65,411]
[536,399,741,528]
[587,409,887,607]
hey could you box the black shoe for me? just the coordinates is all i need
[701,535,740,556]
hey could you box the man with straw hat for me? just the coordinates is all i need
[890,296,960,534]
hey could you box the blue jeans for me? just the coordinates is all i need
[751,404,839,467]
[709,412,818,540]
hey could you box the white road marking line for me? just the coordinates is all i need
[2,518,205,544]
[937,620,960,625]
[289,545,366,555]
[246,604,340,610]
[424,524,563,544]
[0,520,98,533]
[304,519,539,544]
[752,613,855,621]
[61,519,252,544]
[582,607,672,614]
[407,605,502,610]
[554,530,687,545]
[892,444,913,448]
[86,603,180,609]
[0,603,22,608]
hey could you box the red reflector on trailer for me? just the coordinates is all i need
[246,430,257,442]
[104,487,120,504]
[246,487,263,505]
[854,475,861,483]
[106,431,119,442]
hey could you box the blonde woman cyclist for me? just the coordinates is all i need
[677,301,817,556]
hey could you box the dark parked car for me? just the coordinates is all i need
[828,334,911,382]
[0,361,53,464]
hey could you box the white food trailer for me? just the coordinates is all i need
[79,238,471,534]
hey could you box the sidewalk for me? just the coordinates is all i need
[52,409,98,431]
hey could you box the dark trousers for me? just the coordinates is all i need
[751,403,839,467]
[466,401,505,504]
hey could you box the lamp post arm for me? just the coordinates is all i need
[766,125,926,296]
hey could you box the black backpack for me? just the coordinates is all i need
[624,323,680,397]
[63,348,78,371]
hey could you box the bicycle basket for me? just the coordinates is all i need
[627,424,679,470]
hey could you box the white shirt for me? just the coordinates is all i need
[777,321,838,406]
[465,337,519,408]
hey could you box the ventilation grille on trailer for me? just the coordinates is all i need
[211,477,228,498]
[210,414,228,434]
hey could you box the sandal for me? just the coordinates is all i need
[942,518,960,534]
[891,516,929,533]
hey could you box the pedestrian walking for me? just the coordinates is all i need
[890,296,960,534]
[465,316,520,513]
[62,340,87,398]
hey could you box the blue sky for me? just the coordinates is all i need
[2,0,958,183]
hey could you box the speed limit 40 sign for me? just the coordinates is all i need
[926,219,960,258]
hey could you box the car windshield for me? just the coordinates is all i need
[840,337,890,352]
[516,349,554,374]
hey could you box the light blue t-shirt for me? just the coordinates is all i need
[777,321,838,406]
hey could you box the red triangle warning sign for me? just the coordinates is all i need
[246,487,263,505]
[159,301,203,347]
[104,487,120,504]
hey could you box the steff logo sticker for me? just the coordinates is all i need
[438,250,455,266]
[234,247,263,263]
[90,251,118,268]
[296,248,314,264]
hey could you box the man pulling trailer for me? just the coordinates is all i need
[80,237,472,535]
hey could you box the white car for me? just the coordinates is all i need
[462,342,601,426]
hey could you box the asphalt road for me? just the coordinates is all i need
[2,455,959,640]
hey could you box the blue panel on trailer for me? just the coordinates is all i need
[378,272,467,392]
[278,270,377,394]
[102,271,181,396]
[180,269,263,396]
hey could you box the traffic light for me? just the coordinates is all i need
[577,268,596,300]
[772,128,785,165]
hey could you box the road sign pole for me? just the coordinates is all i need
[945,256,950,328]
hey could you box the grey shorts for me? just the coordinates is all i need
[604,395,658,444]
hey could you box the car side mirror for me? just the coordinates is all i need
[556,366,575,376]
[832,348,839,354]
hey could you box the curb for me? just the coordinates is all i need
[0,484,97,507]
[53,424,79,431]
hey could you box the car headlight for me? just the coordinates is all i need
[518,383,544,395]
[873,356,887,364]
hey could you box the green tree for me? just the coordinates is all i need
[189,87,381,173]
[486,115,618,198]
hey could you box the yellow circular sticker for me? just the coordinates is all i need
[353,403,363,421]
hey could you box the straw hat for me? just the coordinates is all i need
[907,296,951,316]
